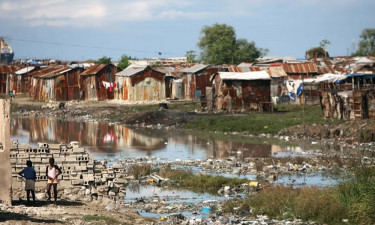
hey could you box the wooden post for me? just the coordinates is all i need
[0,99,11,205]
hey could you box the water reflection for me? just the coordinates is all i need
[11,117,314,161]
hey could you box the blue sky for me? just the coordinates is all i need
[0,0,374,61]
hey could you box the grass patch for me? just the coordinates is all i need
[183,105,327,134]
[222,166,375,225]
[159,168,249,191]
[82,215,120,225]
[130,164,151,178]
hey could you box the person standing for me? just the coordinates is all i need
[18,160,36,205]
[46,158,62,206]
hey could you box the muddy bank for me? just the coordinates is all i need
[280,120,375,143]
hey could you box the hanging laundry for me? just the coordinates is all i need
[286,80,303,101]
[102,81,116,92]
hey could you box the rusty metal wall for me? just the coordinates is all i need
[32,69,81,101]
[128,77,165,102]
[214,76,271,111]
[114,68,166,102]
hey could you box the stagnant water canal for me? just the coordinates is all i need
[11,117,350,217]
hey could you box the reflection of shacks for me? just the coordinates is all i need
[30,65,83,101]
[319,73,375,120]
[80,64,120,101]
[10,66,38,94]
[211,71,272,111]
[179,64,218,100]
[25,117,165,154]
[0,65,23,94]
[114,66,166,102]
[207,140,271,159]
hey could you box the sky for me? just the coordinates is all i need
[0,0,374,61]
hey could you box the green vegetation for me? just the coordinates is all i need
[184,105,326,134]
[353,28,375,56]
[222,166,375,225]
[95,56,112,65]
[197,23,267,64]
[160,168,249,191]
[117,54,131,70]
[130,164,151,178]
[337,166,375,225]
[82,215,120,225]
[185,50,197,63]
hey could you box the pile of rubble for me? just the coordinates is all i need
[11,141,127,202]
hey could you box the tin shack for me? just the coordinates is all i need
[114,66,166,102]
[80,64,119,101]
[179,64,218,100]
[0,65,23,94]
[30,65,83,101]
[211,71,271,111]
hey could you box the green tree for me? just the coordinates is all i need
[319,39,331,49]
[235,39,267,63]
[95,56,112,65]
[353,28,375,56]
[185,50,197,63]
[306,39,331,59]
[197,23,266,65]
[117,54,131,70]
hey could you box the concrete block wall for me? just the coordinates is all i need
[11,140,127,201]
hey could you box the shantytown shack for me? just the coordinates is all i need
[211,71,272,111]
[30,65,83,101]
[114,66,166,102]
[9,66,38,94]
[80,64,120,101]
[0,65,23,94]
[179,64,219,100]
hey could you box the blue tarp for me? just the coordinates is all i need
[335,73,375,84]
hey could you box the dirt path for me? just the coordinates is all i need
[1,200,155,225]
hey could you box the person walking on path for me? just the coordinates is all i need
[18,160,36,205]
[46,158,62,206]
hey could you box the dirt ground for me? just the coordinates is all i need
[0,200,155,225]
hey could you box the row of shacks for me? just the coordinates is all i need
[0,56,375,119]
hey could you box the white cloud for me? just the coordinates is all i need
[1,0,369,28]
[0,0,215,27]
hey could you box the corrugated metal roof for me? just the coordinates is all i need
[80,64,107,76]
[264,66,287,77]
[180,64,208,74]
[282,62,317,74]
[228,67,261,72]
[116,66,147,77]
[31,65,72,79]
[15,66,35,75]
[237,62,253,67]
[0,65,23,74]
[217,71,271,81]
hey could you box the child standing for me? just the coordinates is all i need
[46,158,62,206]
[18,160,36,205]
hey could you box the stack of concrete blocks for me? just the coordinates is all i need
[10,140,127,201]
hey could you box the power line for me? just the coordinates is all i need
[10,37,179,55]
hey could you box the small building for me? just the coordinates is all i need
[30,65,83,101]
[179,64,219,100]
[80,64,119,101]
[0,65,23,94]
[211,71,271,111]
[319,73,375,120]
[114,66,166,102]
[9,66,38,94]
